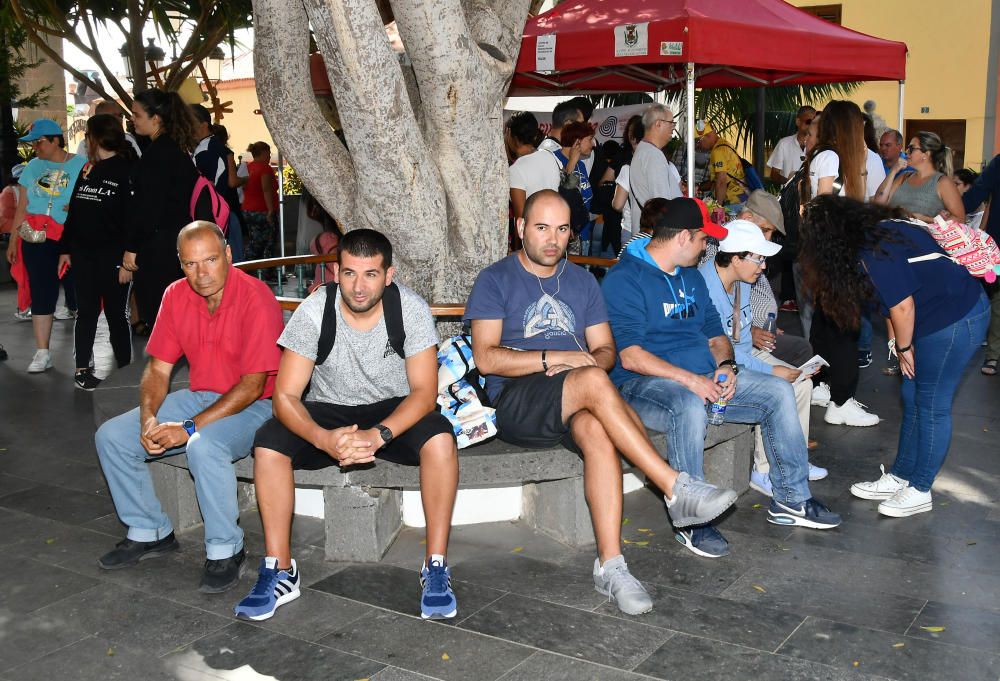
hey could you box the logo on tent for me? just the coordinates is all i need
[624,24,639,47]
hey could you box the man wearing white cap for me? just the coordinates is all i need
[699,220,824,498]
[604,200,841,559]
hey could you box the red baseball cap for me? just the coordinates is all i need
[692,198,728,239]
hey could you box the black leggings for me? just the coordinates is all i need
[73,253,132,369]
[134,233,183,327]
[809,303,859,406]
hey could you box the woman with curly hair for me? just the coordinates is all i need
[800,195,988,517]
[799,101,881,426]
[122,88,200,329]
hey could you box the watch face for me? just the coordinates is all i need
[378,425,393,443]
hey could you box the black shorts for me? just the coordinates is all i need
[253,397,454,469]
[494,371,579,452]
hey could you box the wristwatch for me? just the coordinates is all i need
[375,424,393,447]
[718,359,740,375]
[182,419,197,436]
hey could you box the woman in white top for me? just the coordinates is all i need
[506,111,560,221]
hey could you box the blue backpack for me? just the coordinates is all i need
[719,143,765,196]
[436,334,497,449]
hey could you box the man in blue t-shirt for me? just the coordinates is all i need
[464,189,737,617]
[602,198,841,559]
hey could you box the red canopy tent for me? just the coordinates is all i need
[512,0,908,191]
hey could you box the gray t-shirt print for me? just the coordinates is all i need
[277,282,439,406]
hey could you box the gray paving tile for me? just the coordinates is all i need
[31,582,231,656]
[779,616,1000,681]
[0,473,38,500]
[453,554,604,609]
[635,631,894,681]
[321,609,533,681]
[0,558,99,614]
[459,593,672,669]
[721,567,926,633]
[0,606,91,673]
[253,586,376,642]
[907,599,1000,653]
[3,520,121,569]
[0,483,114,526]
[80,512,127,537]
[371,667,443,681]
[310,563,505,622]
[598,583,806,651]
[0,451,107,495]
[165,621,385,680]
[609,542,748,596]
[498,651,654,681]
[5,636,179,681]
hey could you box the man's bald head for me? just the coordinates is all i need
[522,189,569,225]
[177,220,227,252]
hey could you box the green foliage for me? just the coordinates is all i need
[0,5,52,112]
[283,165,302,196]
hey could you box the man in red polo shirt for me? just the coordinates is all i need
[94,221,283,593]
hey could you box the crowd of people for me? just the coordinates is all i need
[1,95,997,628]
[1,89,280,386]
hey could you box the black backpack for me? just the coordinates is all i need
[778,165,807,256]
[316,282,405,364]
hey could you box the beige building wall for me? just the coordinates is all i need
[211,79,275,161]
[15,34,69,130]
[790,1,997,169]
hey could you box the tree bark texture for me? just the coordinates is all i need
[252,0,529,304]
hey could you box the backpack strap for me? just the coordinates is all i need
[316,282,339,366]
[315,281,406,365]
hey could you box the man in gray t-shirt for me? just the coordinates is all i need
[235,229,460,623]
[628,104,682,235]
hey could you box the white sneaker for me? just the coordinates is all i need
[14,309,32,322]
[824,398,879,427]
[810,382,831,407]
[54,306,77,320]
[878,486,933,517]
[749,468,773,497]
[27,349,53,373]
[851,464,907,500]
[807,463,828,481]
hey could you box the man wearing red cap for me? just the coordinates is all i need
[602,197,841,559]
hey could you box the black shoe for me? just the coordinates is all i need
[74,368,102,391]
[98,533,179,570]
[857,350,872,368]
[200,548,246,594]
[0,345,7,361]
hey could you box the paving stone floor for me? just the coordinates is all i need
[0,282,998,681]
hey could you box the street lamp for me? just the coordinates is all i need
[119,38,166,83]
[205,46,225,84]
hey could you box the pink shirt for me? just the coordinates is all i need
[146,267,283,398]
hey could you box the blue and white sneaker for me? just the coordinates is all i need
[674,525,730,558]
[767,498,841,529]
[749,468,773,497]
[420,557,457,620]
[234,557,300,621]
[808,463,829,481]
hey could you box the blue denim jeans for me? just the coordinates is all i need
[619,369,811,505]
[858,311,873,353]
[95,390,272,559]
[891,293,990,492]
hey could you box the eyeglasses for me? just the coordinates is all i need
[742,254,767,266]
[906,145,925,154]
[656,118,676,126]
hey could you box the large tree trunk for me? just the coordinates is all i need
[252,0,529,303]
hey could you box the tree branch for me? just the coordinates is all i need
[252,0,361,232]
[78,6,135,107]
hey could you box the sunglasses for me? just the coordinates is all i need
[906,145,925,153]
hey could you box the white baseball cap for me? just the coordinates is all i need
[718,219,782,257]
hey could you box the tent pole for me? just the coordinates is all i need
[897,81,905,133]
[686,62,695,198]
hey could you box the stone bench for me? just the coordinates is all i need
[94,361,753,562]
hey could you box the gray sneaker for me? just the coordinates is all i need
[665,471,738,527]
[593,555,653,615]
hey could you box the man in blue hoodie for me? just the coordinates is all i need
[603,198,841,559]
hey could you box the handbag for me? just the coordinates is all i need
[17,215,53,243]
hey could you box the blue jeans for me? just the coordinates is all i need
[892,294,989,492]
[95,390,272,559]
[859,311,873,353]
[619,369,811,505]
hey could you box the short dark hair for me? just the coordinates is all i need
[796,105,816,118]
[339,228,393,269]
[42,134,66,148]
[565,96,594,122]
[190,103,212,125]
[551,100,582,129]
[523,189,567,224]
[639,197,671,234]
[247,141,271,157]
[507,111,542,147]
[955,168,979,186]
[714,250,749,267]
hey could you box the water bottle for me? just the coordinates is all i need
[707,373,728,425]
[763,312,777,335]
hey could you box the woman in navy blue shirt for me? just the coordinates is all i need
[799,196,988,518]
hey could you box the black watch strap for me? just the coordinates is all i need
[718,359,739,374]
[376,424,393,446]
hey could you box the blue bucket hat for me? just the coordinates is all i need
[18,118,64,142]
